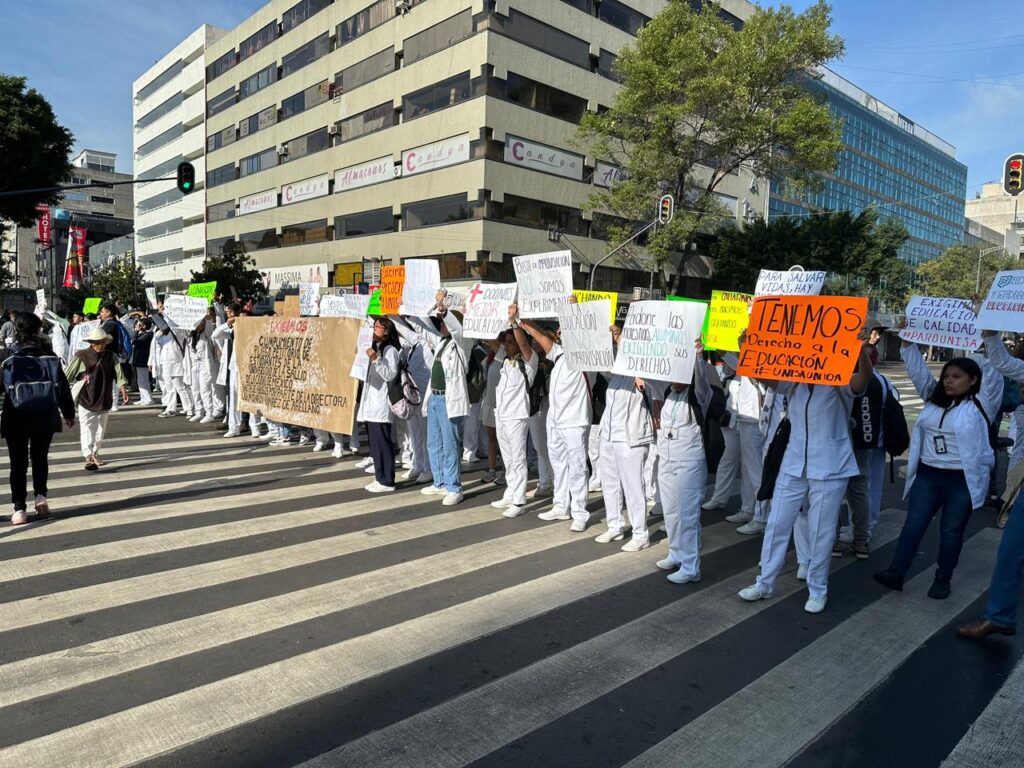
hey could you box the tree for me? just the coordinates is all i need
[575,0,845,293]
[90,259,149,308]
[191,243,267,302]
[0,75,75,225]
[917,244,1019,303]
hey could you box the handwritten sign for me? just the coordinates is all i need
[71,319,101,352]
[299,283,321,316]
[977,270,1024,333]
[162,294,208,330]
[513,251,573,319]
[34,289,46,319]
[367,289,383,316]
[235,316,361,435]
[463,282,517,340]
[706,290,753,352]
[558,300,615,372]
[573,290,618,324]
[145,287,158,309]
[399,259,441,316]
[900,296,981,351]
[667,296,711,348]
[443,290,467,312]
[320,293,370,319]
[612,300,706,383]
[82,297,101,315]
[349,319,375,382]
[755,268,826,297]
[738,295,867,385]
[379,266,405,315]
[187,281,217,304]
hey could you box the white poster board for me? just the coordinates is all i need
[162,294,208,330]
[71,319,101,352]
[513,251,573,319]
[299,283,321,316]
[320,293,370,319]
[612,300,706,383]
[755,268,826,297]
[34,289,46,318]
[558,300,615,372]
[977,270,1024,333]
[145,287,158,310]
[349,319,375,381]
[900,296,982,351]
[462,283,517,340]
[443,290,467,313]
[399,259,442,316]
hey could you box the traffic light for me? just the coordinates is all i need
[658,194,675,224]
[1004,153,1024,196]
[176,161,196,194]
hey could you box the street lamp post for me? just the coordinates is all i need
[976,245,1006,294]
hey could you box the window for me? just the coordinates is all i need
[138,154,183,182]
[339,102,395,142]
[281,33,330,78]
[207,163,236,188]
[239,64,278,100]
[240,228,278,251]
[207,125,238,152]
[240,22,277,61]
[334,47,394,95]
[138,187,182,213]
[207,200,237,223]
[337,0,392,47]
[490,194,587,236]
[206,51,237,83]
[403,72,471,120]
[597,49,620,82]
[239,105,278,138]
[488,9,590,69]
[403,194,477,230]
[283,127,329,162]
[137,124,183,156]
[404,10,472,65]
[239,146,278,178]
[137,60,183,102]
[90,196,115,204]
[559,0,593,11]
[334,207,394,237]
[282,0,331,32]
[505,73,587,123]
[598,0,649,36]
[282,219,331,246]
[136,92,183,130]
[207,236,238,256]
[281,80,329,119]
[207,87,236,117]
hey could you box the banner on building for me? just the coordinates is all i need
[320,293,370,319]
[573,290,618,325]
[754,267,826,297]
[462,282,517,339]
[35,204,51,247]
[504,136,584,181]
[558,300,615,372]
[900,296,981,351]
[705,290,754,352]
[612,300,706,383]
[261,264,328,292]
[402,134,471,176]
[513,251,573,319]
[400,259,441,316]
[63,226,87,288]
[977,270,1024,333]
[379,266,405,315]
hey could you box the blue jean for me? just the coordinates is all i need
[985,492,1024,629]
[890,463,973,580]
[427,394,464,493]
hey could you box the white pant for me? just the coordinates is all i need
[528,408,552,489]
[497,418,530,506]
[708,426,740,506]
[193,359,222,416]
[548,424,590,521]
[78,405,108,458]
[407,408,429,474]
[463,401,482,459]
[588,426,601,488]
[601,441,650,543]
[756,472,847,599]
[660,456,707,577]
[313,429,344,444]
[136,367,152,404]
[161,372,194,414]
[644,445,658,501]
[739,419,767,521]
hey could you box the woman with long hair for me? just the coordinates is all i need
[358,316,401,493]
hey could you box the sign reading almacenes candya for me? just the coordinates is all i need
[282,174,329,205]
[504,136,584,181]
[334,156,396,193]
[403,134,471,176]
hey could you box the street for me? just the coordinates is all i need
[0,404,1020,768]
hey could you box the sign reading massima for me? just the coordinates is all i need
[504,135,584,181]
[239,189,277,216]
[282,174,329,205]
[402,134,471,176]
[334,156,396,193]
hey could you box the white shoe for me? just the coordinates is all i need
[804,596,827,614]
[354,456,373,469]
[667,570,700,584]
[570,518,588,532]
[527,486,553,499]
[701,500,725,511]
[110,406,120,413]
[298,434,311,446]
[462,453,480,465]
[313,441,326,452]
[415,471,433,484]
[621,539,650,553]
[347,446,361,455]
[442,492,464,506]
[737,520,767,535]
[537,508,571,521]
[269,437,289,447]
[400,468,419,481]
[188,413,203,422]
[587,479,602,492]
[796,564,808,581]
[365,481,395,493]
[260,432,276,441]
[738,584,773,602]
[223,428,241,438]
[331,444,343,459]
[490,498,513,509]
[656,558,680,571]
[363,465,376,474]
[422,485,447,496]
[594,529,625,544]
[199,415,216,424]
[838,525,854,545]
[725,511,753,524]
[502,505,526,518]
[157,411,174,418]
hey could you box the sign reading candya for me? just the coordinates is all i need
[403,134,470,176]
[558,299,615,372]
[900,296,981,351]
[235,316,361,435]
[504,136,584,181]
[612,300,707,383]
[737,296,868,385]
[379,266,405,315]
[282,174,329,205]
[705,291,753,352]
[462,282,517,339]
[754,268,826,297]
[977,270,1024,333]
[513,251,573,319]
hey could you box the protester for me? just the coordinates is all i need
[358,317,400,493]
[151,322,195,419]
[98,304,127,412]
[394,317,431,484]
[189,309,223,423]
[132,318,155,405]
[212,303,243,438]
[478,337,505,486]
[64,326,129,471]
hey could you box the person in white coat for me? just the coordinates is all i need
[739,339,875,613]
[526,347,554,500]
[395,318,432,484]
[151,324,195,418]
[211,303,243,438]
[479,339,506,486]
[357,317,401,493]
[188,310,223,423]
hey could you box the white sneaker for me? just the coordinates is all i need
[838,525,854,545]
[364,465,376,474]
[656,558,680,571]
[415,471,433,484]
[442,492,464,506]
[667,570,700,584]
[588,478,602,492]
[527,486,553,499]
[365,481,395,493]
[462,453,480,465]
[725,511,754,524]
[804,596,827,614]
[502,505,526,518]
[223,428,241,438]
[269,437,289,447]
[738,584,773,601]
[421,485,447,496]
[331,444,343,459]
[199,415,216,424]
[796,564,808,581]
[569,518,588,532]
[348,445,361,455]
[701,500,725,511]
[594,529,625,544]
[260,432,276,441]
[188,412,203,422]
[737,520,767,535]
[313,441,326,452]
[621,539,650,552]
[537,508,571,521]
[400,468,419,481]
[298,434,311,446]
[490,498,513,509]
[157,411,174,418]
[354,456,373,469]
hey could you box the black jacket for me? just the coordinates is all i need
[132,330,153,367]
[0,341,75,438]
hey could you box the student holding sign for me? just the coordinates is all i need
[357,318,401,494]
[151,321,196,420]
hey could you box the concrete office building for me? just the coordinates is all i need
[201,0,765,296]
[133,25,228,290]
[965,182,1024,258]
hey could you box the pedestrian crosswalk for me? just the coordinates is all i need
[0,427,1021,767]
[878,362,926,420]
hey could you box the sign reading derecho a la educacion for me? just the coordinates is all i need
[900,296,981,351]
[977,270,1024,332]
[612,300,706,383]
[513,251,573,319]
[558,300,615,372]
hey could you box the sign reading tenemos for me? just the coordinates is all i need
[402,134,471,176]
[504,136,584,181]
[334,156,396,193]
[282,174,329,205]
[239,189,277,216]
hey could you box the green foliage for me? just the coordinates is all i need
[916,244,1019,303]
[90,259,149,308]
[0,75,74,225]
[576,0,845,292]
[191,243,267,302]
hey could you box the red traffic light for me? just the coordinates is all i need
[1004,154,1024,196]
[1012,159,1023,171]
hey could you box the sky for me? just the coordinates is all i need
[0,0,1020,200]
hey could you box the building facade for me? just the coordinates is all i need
[133,25,228,290]
[769,69,968,268]
[965,182,1024,258]
[200,0,764,297]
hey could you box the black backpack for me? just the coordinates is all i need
[881,379,911,458]
[466,346,487,404]
[850,377,884,450]
[516,358,547,416]
[2,352,59,411]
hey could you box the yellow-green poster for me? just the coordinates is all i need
[82,297,102,314]
[187,281,217,304]
[573,290,618,324]
[706,290,753,352]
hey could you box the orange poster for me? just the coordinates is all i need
[379,265,405,315]
[737,295,867,385]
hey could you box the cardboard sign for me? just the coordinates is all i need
[900,296,981,351]
[145,287,158,309]
[513,251,573,319]
[320,293,370,319]
[463,282,517,339]
[612,300,706,383]
[82,297,102,315]
[379,266,405,315]
[282,295,301,318]
[667,295,712,348]
[738,295,868,385]
[367,290,383,315]
[558,300,615,372]
[298,283,320,316]
[274,300,286,316]
[235,316,361,435]
[706,290,753,352]
[187,281,217,304]
[977,270,1024,333]
[162,294,209,330]
[754,268,826,297]
[349,319,375,382]
[573,290,618,325]
[400,259,441,316]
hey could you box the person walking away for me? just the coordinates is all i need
[65,326,129,471]
[98,303,128,412]
[2,313,75,524]
[358,317,401,493]
[132,318,155,405]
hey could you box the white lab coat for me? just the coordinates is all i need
[407,313,474,419]
[356,344,400,424]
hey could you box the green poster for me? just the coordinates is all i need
[667,295,713,350]
[82,297,102,314]
[187,281,217,304]
[367,289,382,315]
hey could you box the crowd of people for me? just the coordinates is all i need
[1,290,1022,638]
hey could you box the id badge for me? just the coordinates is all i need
[933,435,947,455]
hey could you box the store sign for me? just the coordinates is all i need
[594,161,625,188]
[504,135,583,181]
[239,189,277,216]
[402,133,470,176]
[261,263,329,292]
[282,174,329,205]
[335,156,395,194]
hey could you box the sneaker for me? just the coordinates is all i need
[199,415,216,424]
[367,481,396,493]
[537,508,571,521]
[804,596,827,614]
[569,518,588,533]
[184,412,195,419]
[853,542,870,560]
[594,529,625,544]
[415,471,433,484]
[738,584,773,601]
[927,576,951,600]
[354,456,373,469]
[527,486,553,499]
[260,432,276,441]
[701,500,725,511]
[502,505,527,518]
[347,445,361,455]
[647,504,663,520]
[269,437,289,447]
[331,444,343,459]
[442,492,464,506]
[493,472,507,487]
[737,520,767,535]
[832,541,844,558]
[481,469,497,484]
[422,485,447,496]
[656,558,680,571]
[223,428,241,438]
[490,498,513,509]
[298,434,311,446]
[11,510,28,526]
[796,564,808,581]
[400,467,420,482]
[667,570,700,584]
[621,538,650,553]
[188,412,203,422]
[157,411,174,418]
[588,478,602,492]
[725,511,753,524]
[873,568,904,592]
[33,496,50,519]
[313,441,326,452]
[838,525,854,545]
[462,452,480,464]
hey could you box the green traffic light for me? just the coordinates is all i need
[182,181,192,190]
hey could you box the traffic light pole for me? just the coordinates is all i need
[0,175,178,199]
[588,218,658,291]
